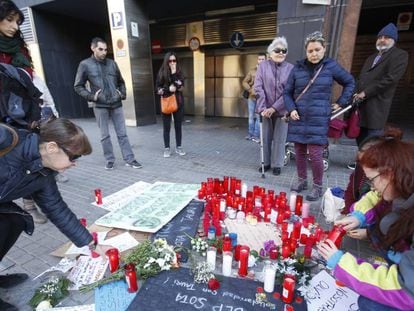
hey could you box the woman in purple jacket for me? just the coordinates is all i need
[254,36,294,176]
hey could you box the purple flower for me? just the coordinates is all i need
[264,240,276,253]
[259,248,266,257]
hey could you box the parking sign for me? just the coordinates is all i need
[111,12,124,29]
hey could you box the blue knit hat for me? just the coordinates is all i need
[377,23,398,41]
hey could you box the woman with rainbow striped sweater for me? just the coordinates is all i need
[318,137,414,310]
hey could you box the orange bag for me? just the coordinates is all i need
[161,95,178,114]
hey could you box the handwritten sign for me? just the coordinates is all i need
[300,270,359,311]
[67,256,108,290]
[152,200,204,262]
[95,280,136,311]
[127,267,307,310]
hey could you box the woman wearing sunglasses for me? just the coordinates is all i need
[254,36,294,176]
[0,118,109,310]
[318,137,414,310]
[284,31,354,201]
[156,51,186,158]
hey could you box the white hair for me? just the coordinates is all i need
[267,36,288,54]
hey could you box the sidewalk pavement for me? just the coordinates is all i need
[2,116,412,309]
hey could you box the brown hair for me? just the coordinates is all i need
[360,138,414,251]
[39,118,92,156]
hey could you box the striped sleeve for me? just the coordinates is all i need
[350,190,381,226]
[333,252,414,310]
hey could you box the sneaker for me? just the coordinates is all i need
[0,273,28,288]
[176,147,186,156]
[22,199,47,224]
[0,299,17,311]
[163,148,171,158]
[272,167,281,176]
[290,178,308,193]
[126,160,143,169]
[347,162,356,170]
[306,184,323,201]
[251,137,260,143]
[55,173,69,183]
[105,162,114,170]
[245,135,252,140]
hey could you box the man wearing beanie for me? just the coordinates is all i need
[352,23,408,148]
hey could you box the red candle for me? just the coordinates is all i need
[269,247,278,260]
[289,239,298,255]
[281,221,288,232]
[94,189,102,205]
[230,177,236,194]
[291,221,302,240]
[223,176,229,193]
[125,263,138,293]
[327,225,347,248]
[304,238,313,258]
[302,217,310,228]
[238,246,250,276]
[235,180,241,196]
[222,236,232,252]
[300,233,308,245]
[295,195,303,216]
[234,244,242,261]
[281,231,289,242]
[282,277,295,303]
[198,189,205,199]
[314,227,323,241]
[106,248,119,273]
[281,245,291,259]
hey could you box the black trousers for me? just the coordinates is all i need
[162,102,184,148]
[0,207,25,261]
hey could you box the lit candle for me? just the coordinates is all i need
[291,221,302,240]
[223,176,229,194]
[327,225,347,248]
[281,245,291,259]
[289,193,297,212]
[304,237,314,258]
[301,202,310,218]
[94,189,102,205]
[295,195,303,216]
[238,246,250,277]
[106,248,119,273]
[222,236,232,252]
[198,189,205,199]
[234,244,242,261]
[300,233,309,245]
[263,261,277,293]
[222,251,233,276]
[269,247,278,260]
[125,263,138,293]
[282,277,295,303]
[206,246,217,271]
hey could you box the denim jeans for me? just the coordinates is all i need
[93,106,135,163]
[294,143,324,185]
[358,295,401,311]
[247,98,259,138]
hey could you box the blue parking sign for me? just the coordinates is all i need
[230,32,244,48]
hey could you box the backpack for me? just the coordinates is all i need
[0,63,42,130]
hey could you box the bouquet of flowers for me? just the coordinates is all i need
[274,256,312,287]
[185,233,208,256]
[29,276,71,310]
[191,262,220,291]
[80,238,178,292]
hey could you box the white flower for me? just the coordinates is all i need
[36,300,52,310]
[156,258,166,268]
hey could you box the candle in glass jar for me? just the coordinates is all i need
[327,225,347,248]
[281,245,291,259]
[301,202,310,218]
[295,195,303,216]
[222,236,232,252]
[282,277,295,303]
[206,246,217,271]
[125,263,138,293]
[207,227,216,240]
[269,247,278,260]
[241,182,247,198]
[289,193,296,212]
[222,251,233,276]
[263,262,277,293]
[238,246,250,277]
[106,248,119,273]
[94,189,102,205]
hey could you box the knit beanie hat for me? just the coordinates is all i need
[377,23,398,42]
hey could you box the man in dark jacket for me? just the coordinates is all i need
[74,37,142,170]
[353,23,408,147]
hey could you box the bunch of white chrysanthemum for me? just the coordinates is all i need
[190,237,208,256]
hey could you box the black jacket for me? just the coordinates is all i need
[74,56,126,109]
[0,127,93,247]
[357,46,408,129]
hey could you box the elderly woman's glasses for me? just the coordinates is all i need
[60,145,82,162]
[273,48,287,54]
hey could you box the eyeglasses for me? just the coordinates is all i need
[273,48,287,54]
[367,173,382,187]
[168,59,177,63]
[60,145,82,162]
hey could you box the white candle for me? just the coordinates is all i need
[241,182,247,198]
[302,202,310,218]
[270,209,278,224]
[222,251,233,276]
[220,199,226,212]
[206,247,217,271]
[263,263,276,293]
[289,193,297,212]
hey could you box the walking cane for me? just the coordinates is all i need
[259,114,265,179]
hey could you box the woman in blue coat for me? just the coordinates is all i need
[284,31,354,201]
[0,119,109,309]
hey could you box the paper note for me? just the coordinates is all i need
[67,256,108,290]
[50,304,95,310]
[100,232,139,252]
[65,232,108,256]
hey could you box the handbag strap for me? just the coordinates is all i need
[295,65,324,103]
[0,123,19,157]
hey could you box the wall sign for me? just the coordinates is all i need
[230,32,244,49]
[111,12,124,29]
[131,22,139,38]
[188,37,201,51]
[302,0,331,4]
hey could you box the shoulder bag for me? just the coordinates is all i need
[161,94,178,114]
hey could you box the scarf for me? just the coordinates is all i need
[0,35,32,68]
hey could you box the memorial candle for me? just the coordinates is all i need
[125,263,138,293]
[289,193,296,212]
[263,261,277,293]
[301,202,310,218]
[105,248,119,273]
[282,277,295,303]
[198,189,205,199]
[327,225,347,248]
[269,247,278,260]
[291,221,302,240]
[222,236,232,252]
[222,251,233,276]
[238,246,250,277]
[94,189,102,205]
[295,195,303,216]
[281,244,291,259]
[234,244,242,261]
[206,246,217,271]
[304,237,313,258]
